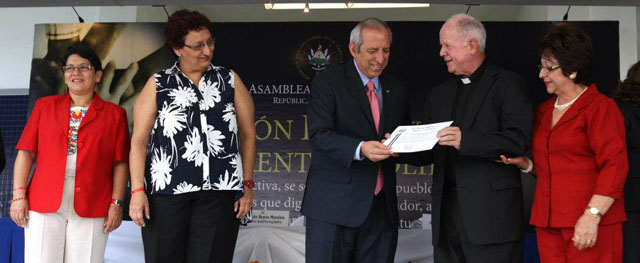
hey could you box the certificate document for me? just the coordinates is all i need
[383,121,454,153]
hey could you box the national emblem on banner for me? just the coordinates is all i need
[294,35,343,80]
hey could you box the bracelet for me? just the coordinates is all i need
[520,158,534,173]
[243,179,255,189]
[13,187,26,192]
[10,196,26,203]
[130,187,145,195]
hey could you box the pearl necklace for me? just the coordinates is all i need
[554,86,588,110]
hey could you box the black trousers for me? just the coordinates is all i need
[435,190,522,263]
[623,211,640,263]
[305,191,398,263]
[142,190,239,263]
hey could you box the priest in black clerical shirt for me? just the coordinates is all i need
[400,14,533,263]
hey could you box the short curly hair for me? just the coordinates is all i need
[614,61,640,107]
[165,9,212,50]
[539,22,593,86]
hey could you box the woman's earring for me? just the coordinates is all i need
[569,73,577,80]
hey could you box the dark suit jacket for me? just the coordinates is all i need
[301,60,409,228]
[616,100,640,212]
[404,61,532,245]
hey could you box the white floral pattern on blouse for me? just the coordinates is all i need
[146,61,243,195]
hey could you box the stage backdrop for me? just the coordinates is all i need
[26,21,619,228]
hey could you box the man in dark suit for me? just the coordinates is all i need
[302,17,409,263]
[406,14,533,262]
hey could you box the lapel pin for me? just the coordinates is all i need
[385,89,390,94]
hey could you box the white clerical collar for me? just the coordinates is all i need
[461,77,471,84]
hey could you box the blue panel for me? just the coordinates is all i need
[0,95,28,218]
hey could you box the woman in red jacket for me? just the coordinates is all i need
[9,45,130,263]
[502,23,628,262]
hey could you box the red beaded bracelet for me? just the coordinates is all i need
[130,187,145,195]
[13,187,26,192]
[243,180,255,189]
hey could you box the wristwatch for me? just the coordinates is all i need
[586,206,603,218]
[111,199,124,207]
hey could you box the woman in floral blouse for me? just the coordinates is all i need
[129,9,256,262]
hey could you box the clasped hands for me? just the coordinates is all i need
[362,126,462,162]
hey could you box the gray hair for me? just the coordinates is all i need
[349,17,393,53]
[446,14,486,52]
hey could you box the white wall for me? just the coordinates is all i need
[0,4,637,94]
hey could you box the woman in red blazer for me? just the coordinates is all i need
[502,23,628,262]
[9,45,129,262]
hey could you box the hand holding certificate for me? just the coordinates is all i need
[383,121,453,153]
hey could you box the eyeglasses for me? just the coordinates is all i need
[183,38,215,52]
[538,64,561,73]
[63,64,93,73]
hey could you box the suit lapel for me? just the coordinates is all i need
[380,76,393,138]
[551,84,596,131]
[422,79,458,123]
[345,61,377,136]
[56,94,72,136]
[461,63,497,130]
[537,101,553,134]
[79,93,104,130]
[439,80,458,122]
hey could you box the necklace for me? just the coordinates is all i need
[554,86,588,110]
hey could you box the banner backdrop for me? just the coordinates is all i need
[28,21,619,228]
